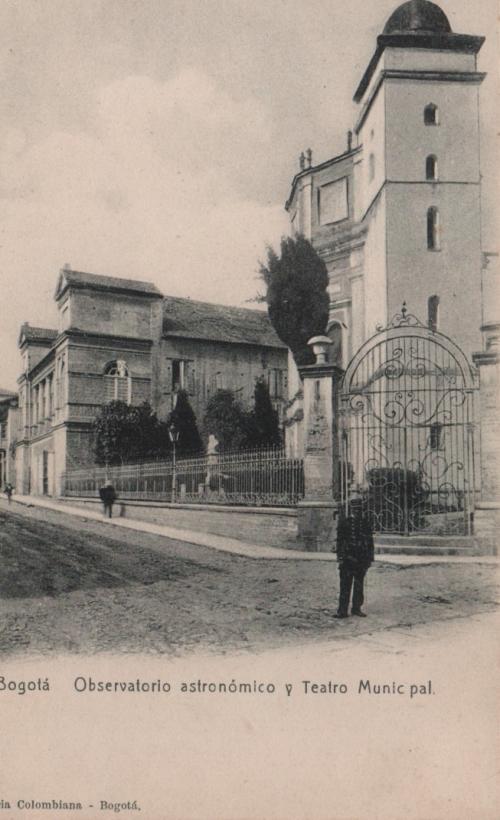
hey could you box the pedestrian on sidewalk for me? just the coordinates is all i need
[334,493,374,619]
[4,482,14,504]
[99,480,117,518]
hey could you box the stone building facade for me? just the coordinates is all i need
[15,267,287,497]
[0,389,18,489]
[285,0,490,455]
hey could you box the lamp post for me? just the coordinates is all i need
[168,422,180,502]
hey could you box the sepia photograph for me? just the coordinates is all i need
[0,1,498,818]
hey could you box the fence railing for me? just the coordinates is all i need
[61,448,305,507]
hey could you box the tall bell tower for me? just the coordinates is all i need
[353,0,485,358]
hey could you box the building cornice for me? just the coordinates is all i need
[298,363,344,380]
[355,68,486,134]
[27,351,57,382]
[315,225,367,258]
[63,328,154,350]
[354,32,485,104]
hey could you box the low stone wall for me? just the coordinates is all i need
[473,503,500,556]
[58,497,301,550]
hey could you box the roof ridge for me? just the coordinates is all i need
[163,294,267,314]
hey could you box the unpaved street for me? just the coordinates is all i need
[0,498,498,657]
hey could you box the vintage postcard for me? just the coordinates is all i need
[0,1,498,818]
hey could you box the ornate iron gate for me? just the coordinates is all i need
[339,306,478,536]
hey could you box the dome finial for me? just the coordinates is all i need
[383,0,452,35]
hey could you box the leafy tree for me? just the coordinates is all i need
[93,401,170,465]
[167,389,203,456]
[203,389,249,451]
[259,234,330,366]
[245,377,282,448]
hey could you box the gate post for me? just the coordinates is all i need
[296,336,343,552]
[472,322,500,554]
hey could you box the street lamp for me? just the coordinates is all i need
[168,422,180,502]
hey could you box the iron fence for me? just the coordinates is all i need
[61,448,304,507]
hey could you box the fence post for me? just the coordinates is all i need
[296,336,343,552]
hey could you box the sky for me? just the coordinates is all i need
[0,0,497,390]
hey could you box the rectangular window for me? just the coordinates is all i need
[268,369,284,399]
[172,360,191,391]
[318,178,348,226]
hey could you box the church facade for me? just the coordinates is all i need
[14,268,287,497]
[285,0,488,454]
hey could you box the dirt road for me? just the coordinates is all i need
[0,498,497,657]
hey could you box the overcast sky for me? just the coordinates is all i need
[0,0,497,389]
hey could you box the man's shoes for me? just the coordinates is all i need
[352,610,367,617]
[334,612,349,619]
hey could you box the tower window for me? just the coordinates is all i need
[426,155,438,181]
[427,207,440,251]
[428,295,440,331]
[424,104,439,126]
[369,153,375,182]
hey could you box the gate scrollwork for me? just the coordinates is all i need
[340,308,477,536]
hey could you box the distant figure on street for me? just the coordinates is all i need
[99,480,117,518]
[4,483,14,504]
[334,494,374,619]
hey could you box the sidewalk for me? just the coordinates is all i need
[6,494,499,566]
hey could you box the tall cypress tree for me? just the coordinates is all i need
[246,377,282,448]
[203,389,249,451]
[167,389,203,456]
[259,234,330,366]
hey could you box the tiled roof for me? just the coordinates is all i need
[19,324,58,343]
[162,296,285,349]
[56,268,162,298]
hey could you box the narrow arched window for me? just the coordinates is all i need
[369,153,375,182]
[424,104,439,126]
[426,155,438,181]
[427,207,440,250]
[428,294,440,331]
[104,360,131,403]
[327,321,344,367]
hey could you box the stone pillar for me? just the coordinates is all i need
[297,336,343,552]
[472,322,500,554]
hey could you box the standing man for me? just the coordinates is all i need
[4,482,14,504]
[99,480,117,519]
[334,494,374,619]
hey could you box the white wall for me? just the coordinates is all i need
[386,183,482,356]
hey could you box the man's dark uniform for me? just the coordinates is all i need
[335,502,374,618]
[99,483,117,518]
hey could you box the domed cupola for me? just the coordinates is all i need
[383,0,452,35]
[354,0,484,103]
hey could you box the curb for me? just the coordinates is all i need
[3,495,499,566]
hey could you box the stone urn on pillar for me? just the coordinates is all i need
[296,335,343,551]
